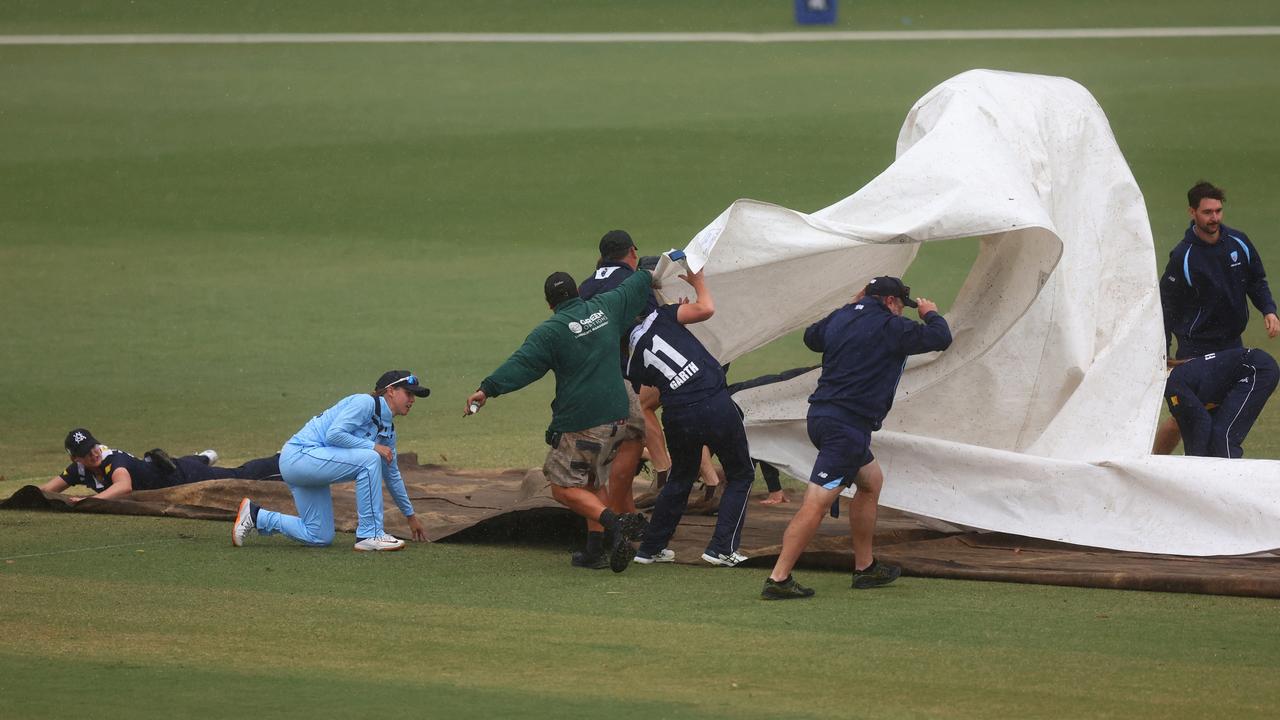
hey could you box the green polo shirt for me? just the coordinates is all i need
[480,269,652,433]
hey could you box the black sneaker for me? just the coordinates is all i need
[761,575,815,601]
[852,558,902,589]
[145,448,178,475]
[570,551,609,570]
[615,512,648,542]
[609,530,637,573]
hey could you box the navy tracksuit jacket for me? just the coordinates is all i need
[805,297,953,431]
[626,304,753,557]
[1160,223,1276,359]
[1165,348,1279,458]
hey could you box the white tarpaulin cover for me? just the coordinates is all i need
[653,69,1280,557]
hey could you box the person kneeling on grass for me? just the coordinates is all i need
[232,371,429,552]
[626,267,755,568]
[43,428,281,504]
[763,277,952,600]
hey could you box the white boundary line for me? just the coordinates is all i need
[2,27,1280,45]
[1,538,184,561]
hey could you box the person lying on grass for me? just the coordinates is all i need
[42,427,281,504]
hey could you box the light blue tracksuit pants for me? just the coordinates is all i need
[255,444,386,546]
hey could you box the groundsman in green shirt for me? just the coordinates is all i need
[465,268,655,572]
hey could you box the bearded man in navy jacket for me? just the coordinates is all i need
[1154,181,1278,453]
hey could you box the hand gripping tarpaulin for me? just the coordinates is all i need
[652,69,1280,557]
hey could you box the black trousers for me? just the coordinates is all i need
[171,453,283,485]
[640,390,754,557]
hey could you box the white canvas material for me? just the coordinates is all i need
[651,69,1280,557]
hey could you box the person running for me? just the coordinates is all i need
[465,269,654,572]
[763,277,952,600]
[626,267,755,567]
[232,371,429,552]
[573,230,660,567]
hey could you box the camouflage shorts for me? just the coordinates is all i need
[621,383,646,443]
[542,421,624,489]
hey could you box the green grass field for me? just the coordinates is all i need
[3,2,1280,717]
[4,514,1280,720]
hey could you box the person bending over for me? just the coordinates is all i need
[1165,348,1277,458]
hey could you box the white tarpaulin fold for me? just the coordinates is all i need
[655,69,1280,557]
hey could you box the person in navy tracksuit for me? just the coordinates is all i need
[571,230,662,568]
[625,267,755,567]
[621,267,750,566]
[1154,181,1278,454]
[763,276,952,600]
[1160,181,1278,359]
[1165,348,1278,458]
[41,428,281,504]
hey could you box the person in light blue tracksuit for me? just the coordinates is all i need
[231,371,429,552]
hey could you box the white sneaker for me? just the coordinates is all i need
[701,550,747,567]
[353,534,405,552]
[634,548,675,565]
[198,449,220,466]
[232,497,254,547]
[730,551,750,564]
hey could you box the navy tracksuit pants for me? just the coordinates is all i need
[172,454,283,484]
[1167,350,1279,458]
[639,390,753,557]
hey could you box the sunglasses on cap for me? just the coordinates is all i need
[385,374,419,388]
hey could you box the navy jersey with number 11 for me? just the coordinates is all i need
[626,305,725,408]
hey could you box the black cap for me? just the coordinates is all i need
[65,428,98,457]
[544,271,578,307]
[637,255,660,272]
[376,370,430,397]
[864,276,918,308]
[599,230,636,261]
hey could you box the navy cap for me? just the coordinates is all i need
[65,428,98,457]
[599,230,636,261]
[865,276,918,308]
[376,370,430,397]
